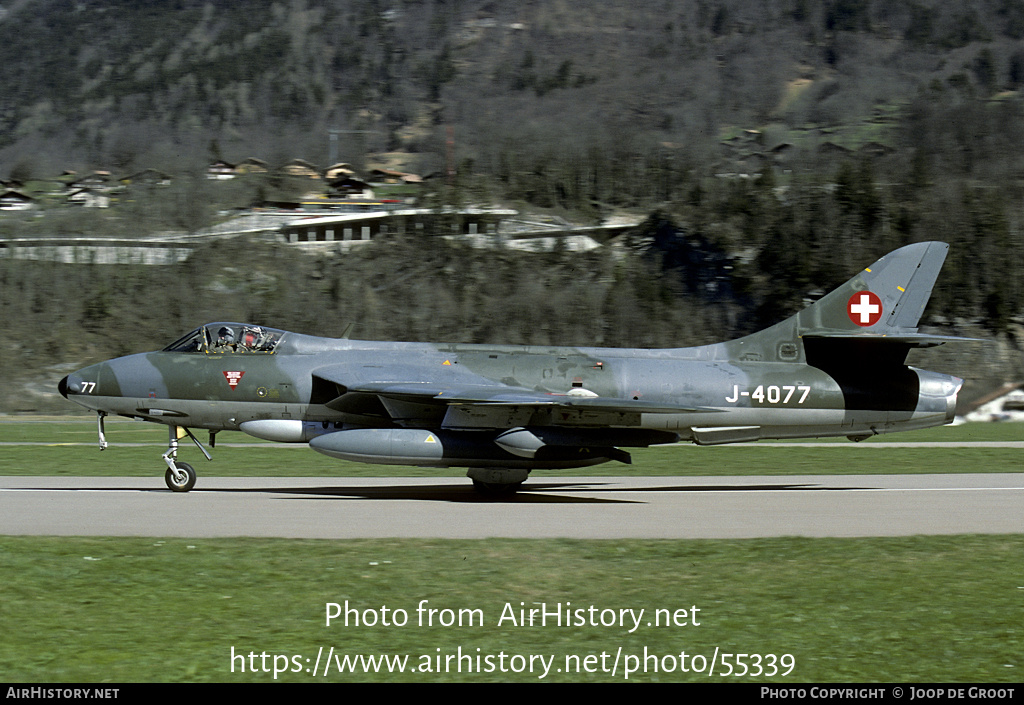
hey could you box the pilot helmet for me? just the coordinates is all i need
[217,326,235,343]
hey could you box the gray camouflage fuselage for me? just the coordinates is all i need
[59,241,971,489]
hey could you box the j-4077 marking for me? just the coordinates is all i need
[725,385,811,405]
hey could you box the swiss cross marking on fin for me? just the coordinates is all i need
[847,292,883,327]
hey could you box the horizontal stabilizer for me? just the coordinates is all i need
[800,331,985,348]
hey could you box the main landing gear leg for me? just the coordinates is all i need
[467,468,530,497]
[162,425,211,492]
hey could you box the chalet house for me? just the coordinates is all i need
[964,383,1024,422]
[206,160,236,180]
[769,142,795,162]
[235,158,269,175]
[742,129,765,145]
[0,190,36,210]
[325,163,357,180]
[278,159,322,180]
[119,169,172,187]
[68,171,114,192]
[67,187,110,208]
[327,176,374,198]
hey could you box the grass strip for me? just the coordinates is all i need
[0,535,1020,682]
[1,417,1023,477]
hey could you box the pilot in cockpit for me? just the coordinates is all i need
[213,326,236,351]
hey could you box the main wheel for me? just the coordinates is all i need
[165,461,197,492]
[472,479,522,496]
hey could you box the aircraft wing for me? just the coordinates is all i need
[312,366,718,415]
[359,382,716,413]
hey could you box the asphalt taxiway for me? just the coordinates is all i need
[1,474,1021,539]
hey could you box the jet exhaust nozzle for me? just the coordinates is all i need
[914,369,963,425]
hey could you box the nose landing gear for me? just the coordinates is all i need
[162,425,211,492]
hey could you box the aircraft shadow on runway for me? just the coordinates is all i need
[209,482,638,504]
[19,481,875,504]
[192,480,876,504]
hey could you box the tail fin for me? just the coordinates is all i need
[796,240,957,345]
[729,241,975,363]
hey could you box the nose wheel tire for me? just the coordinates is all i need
[165,461,197,492]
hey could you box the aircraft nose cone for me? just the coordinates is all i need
[59,373,83,398]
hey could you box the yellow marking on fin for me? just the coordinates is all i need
[425,435,436,443]
[897,286,905,292]
[865,267,872,272]
[443,360,452,366]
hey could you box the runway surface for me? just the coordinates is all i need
[1,473,1021,539]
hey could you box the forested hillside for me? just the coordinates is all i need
[2,0,1024,411]
[2,0,1023,183]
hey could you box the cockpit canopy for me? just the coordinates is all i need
[163,323,285,354]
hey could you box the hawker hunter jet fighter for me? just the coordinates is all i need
[60,241,971,494]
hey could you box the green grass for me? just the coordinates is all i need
[4,416,1018,443]
[3,442,1022,478]
[0,535,1021,682]
[1,418,1022,477]
[3,419,1021,682]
